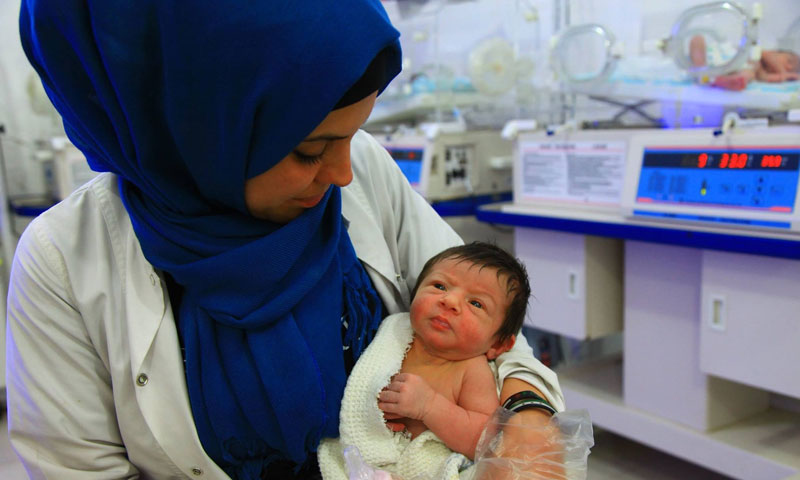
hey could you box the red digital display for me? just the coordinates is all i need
[761,155,782,168]
[643,149,799,172]
[693,152,783,169]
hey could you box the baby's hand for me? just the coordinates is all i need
[378,373,436,421]
[382,411,406,432]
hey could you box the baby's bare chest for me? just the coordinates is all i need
[400,361,468,404]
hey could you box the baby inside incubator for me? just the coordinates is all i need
[689,34,800,90]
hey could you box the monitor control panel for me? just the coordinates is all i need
[622,129,800,233]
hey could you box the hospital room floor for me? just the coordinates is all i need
[0,411,734,479]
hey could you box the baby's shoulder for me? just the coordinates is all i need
[457,354,493,377]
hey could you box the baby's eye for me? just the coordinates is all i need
[433,283,446,291]
[469,300,483,309]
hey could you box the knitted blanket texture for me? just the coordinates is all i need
[318,313,474,480]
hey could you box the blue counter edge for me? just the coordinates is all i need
[476,205,800,260]
[431,192,513,217]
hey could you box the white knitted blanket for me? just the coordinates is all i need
[318,312,473,480]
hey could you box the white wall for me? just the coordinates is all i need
[0,1,61,198]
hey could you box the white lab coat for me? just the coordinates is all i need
[6,130,563,479]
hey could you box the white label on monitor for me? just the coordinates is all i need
[520,140,627,205]
[444,144,473,189]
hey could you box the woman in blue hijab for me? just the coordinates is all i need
[7,1,565,479]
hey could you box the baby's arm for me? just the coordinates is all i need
[378,357,499,459]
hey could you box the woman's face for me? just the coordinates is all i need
[244,92,378,223]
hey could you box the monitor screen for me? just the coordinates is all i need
[635,148,800,212]
[386,146,424,186]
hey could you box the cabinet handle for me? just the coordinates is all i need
[709,295,726,331]
[568,270,579,300]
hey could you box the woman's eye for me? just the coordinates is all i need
[469,300,483,309]
[293,151,322,165]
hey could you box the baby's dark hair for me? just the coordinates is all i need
[412,241,531,343]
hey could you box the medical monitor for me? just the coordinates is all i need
[622,129,800,233]
[513,129,663,212]
[385,145,425,187]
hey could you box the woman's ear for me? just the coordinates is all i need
[486,334,516,360]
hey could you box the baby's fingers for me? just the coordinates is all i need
[382,378,405,393]
[378,400,400,414]
[385,421,406,432]
[379,389,400,403]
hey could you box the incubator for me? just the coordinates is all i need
[550,1,761,86]
[373,0,549,127]
[661,1,760,84]
[546,1,800,119]
[377,128,512,202]
[549,23,621,87]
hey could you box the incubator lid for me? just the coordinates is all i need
[550,23,619,86]
[778,17,800,54]
[665,1,755,81]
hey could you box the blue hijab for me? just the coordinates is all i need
[20,1,400,477]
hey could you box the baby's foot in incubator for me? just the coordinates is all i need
[712,70,753,91]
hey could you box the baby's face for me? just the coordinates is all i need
[410,259,510,361]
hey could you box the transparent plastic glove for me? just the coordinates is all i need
[469,409,594,480]
[343,445,399,480]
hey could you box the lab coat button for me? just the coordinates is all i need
[191,467,203,476]
[136,374,149,386]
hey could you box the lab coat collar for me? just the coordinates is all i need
[101,176,167,376]
[341,184,397,286]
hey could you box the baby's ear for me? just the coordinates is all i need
[486,334,516,360]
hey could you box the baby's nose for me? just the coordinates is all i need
[440,293,460,311]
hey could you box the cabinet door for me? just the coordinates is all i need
[515,228,621,339]
[701,251,800,399]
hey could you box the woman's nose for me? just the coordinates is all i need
[317,141,353,187]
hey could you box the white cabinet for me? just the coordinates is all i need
[515,228,623,340]
[485,209,800,479]
[700,251,800,399]
[624,242,768,432]
[555,241,800,480]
